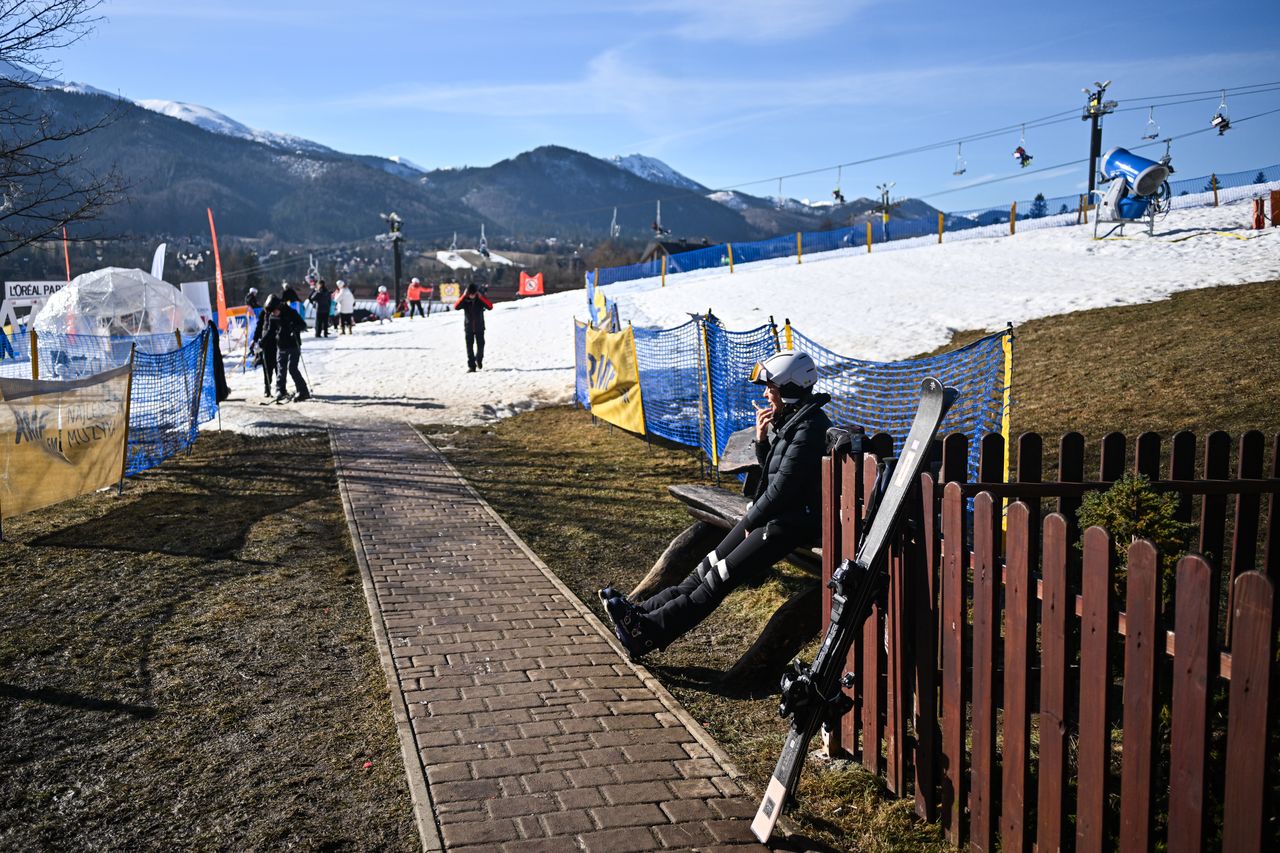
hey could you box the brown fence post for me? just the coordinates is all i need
[1037,513,1071,852]
[912,471,940,821]
[1010,201,1017,235]
[970,491,1001,851]
[1222,571,1274,852]
[1201,431,1232,641]
[1076,526,1115,853]
[861,453,884,776]
[1226,431,1265,628]
[1119,540,1161,852]
[1001,501,1033,853]
[1168,555,1212,853]
[1211,174,1219,207]
[940,480,968,845]
[1271,189,1280,226]
[841,450,864,754]
[819,452,846,757]
[1266,432,1280,583]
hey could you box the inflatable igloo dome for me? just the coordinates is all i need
[33,268,205,348]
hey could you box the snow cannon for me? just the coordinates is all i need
[1101,147,1170,198]
[1093,146,1173,238]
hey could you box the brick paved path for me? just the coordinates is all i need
[332,424,770,852]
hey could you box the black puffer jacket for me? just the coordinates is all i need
[743,392,832,535]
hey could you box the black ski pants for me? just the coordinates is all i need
[276,346,309,397]
[636,517,815,647]
[260,346,277,395]
[407,300,425,318]
[465,325,485,369]
[315,310,330,337]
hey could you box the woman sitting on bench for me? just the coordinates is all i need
[600,351,832,660]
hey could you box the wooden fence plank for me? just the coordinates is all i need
[941,481,967,845]
[1076,526,1114,853]
[1036,513,1070,853]
[1119,540,1160,852]
[1100,431,1127,481]
[979,434,1004,485]
[1226,431,1265,632]
[1167,555,1212,853]
[942,433,969,485]
[913,472,940,821]
[1168,430,1197,524]
[886,522,906,795]
[1017,433,1043,568]
[1200,431,1231,641]
[862,454,883,776]
[1058,432,1086,566]
[841,449,863,754]
[1222,572,1274,853]
[970,492,1000,851]
[1000,502,1033,853]
[820,453,844,757]
[1265,432,1279,583]
[1135,431,1162,479]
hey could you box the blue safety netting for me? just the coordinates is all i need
[704,318,778,462]
[0,326,218,476]
[791,327,1009,477]
[579,314,1010,479]
[632,320,704,448]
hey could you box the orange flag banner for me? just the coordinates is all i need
[206,208,228,330]
[518,271,545,297]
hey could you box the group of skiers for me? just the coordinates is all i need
[245,275,495,401]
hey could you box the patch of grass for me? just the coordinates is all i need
[0,432,416,851]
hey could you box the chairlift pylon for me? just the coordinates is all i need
[1142,106,1160,140]
[1210,90,1231,135]
[953,142,967,176]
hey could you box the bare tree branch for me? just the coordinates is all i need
[0,1,121,259]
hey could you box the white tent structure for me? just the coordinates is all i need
[33,268,205,350]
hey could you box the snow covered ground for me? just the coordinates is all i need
[214,198,1279,434]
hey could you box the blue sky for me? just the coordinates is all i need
[58,0,1280,212]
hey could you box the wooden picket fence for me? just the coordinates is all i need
[819,429,1279,851]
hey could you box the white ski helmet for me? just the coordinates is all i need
[336,280,346,288]
[751,350,818,403]
[411,277,420,284]
[378,285,387,293]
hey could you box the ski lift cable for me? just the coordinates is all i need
[513,79,1280,222]
[920,103,1280,202]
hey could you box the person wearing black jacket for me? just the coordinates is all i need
[264,294,310,402]
[454,282,493,371]
[250,304,277,397]
[308,280,332,338]
[600,351,830,659]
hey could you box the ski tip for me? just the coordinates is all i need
[921,376,960,413]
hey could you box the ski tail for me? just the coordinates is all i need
[750,377,957,843]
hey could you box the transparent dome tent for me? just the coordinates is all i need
[29,268,207,378]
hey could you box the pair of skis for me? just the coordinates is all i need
[751,377,957,843]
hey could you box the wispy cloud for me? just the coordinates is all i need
[622,0,876,43]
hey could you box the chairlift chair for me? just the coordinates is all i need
[1013,125,1033,168]
[832,166,846,204]
[1211,90,1231,135]
[1142,107,1160,140]
[953,142,967,176]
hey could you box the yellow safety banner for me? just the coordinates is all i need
[585,325,645,435]
[0,364,132,519]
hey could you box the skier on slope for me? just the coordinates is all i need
[600,351,831,660]
[454,282,493,372]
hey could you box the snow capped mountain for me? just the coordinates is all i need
[388,156,427,173]
[136,99,334,155]
[609,154,706,192]
[707,190,750,211]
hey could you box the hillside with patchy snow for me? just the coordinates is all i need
[215,197,1279,433]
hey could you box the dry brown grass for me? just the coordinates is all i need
[0,432,416,851]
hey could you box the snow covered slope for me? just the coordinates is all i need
[215,197,1279,433]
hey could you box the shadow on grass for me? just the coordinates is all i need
[0,683,158,719]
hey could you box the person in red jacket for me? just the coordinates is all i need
[454,282,493,371]
[406,277,427,319]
